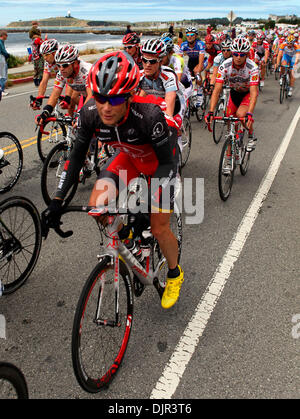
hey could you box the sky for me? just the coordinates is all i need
[0,0,300,26]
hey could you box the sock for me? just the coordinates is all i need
[168,266,180,278]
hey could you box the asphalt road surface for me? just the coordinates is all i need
[0,74,299,401]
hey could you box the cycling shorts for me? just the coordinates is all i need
[226,90,251,116]
[97,130,179,213]
[282,54,296,68]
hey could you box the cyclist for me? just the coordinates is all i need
[204,34,222,75]
[276,34,300,97]
[41,51,184,310]
[138,38,185,124]
[180,27,206,106]
[30,39,60,110]
[210,38,232,86]
[205,37,259,157]
[122,32,143,70]
[251,32,269,88]
[160,35,193,100]
[36,44,92,125]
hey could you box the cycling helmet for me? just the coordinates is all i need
[221,38,232,49]
[40,39,59,55]
[248,30,256,36]
[185,27,198,35]
[88,51,140,96]
[256,32,265,40]
[122,32,140,45]
[287,35,295,44]
[141,39,167,58]
[205,34,215,44]
[160,35,174,52]
[231,37,251,53]
[55,44,79,64]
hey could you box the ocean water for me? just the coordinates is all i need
[4,31,153,57]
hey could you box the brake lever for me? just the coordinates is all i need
[54,226,73,238]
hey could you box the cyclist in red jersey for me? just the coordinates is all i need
[41,51,184,310]
[122,32,143,70]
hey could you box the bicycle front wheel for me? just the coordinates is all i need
[218,138,234,201]
[0,197,42,295]
[41,141,78,206]
[0,132,23,194]
[279,79,285,104]
[0,362,29,399]
[37,119,66,162]
[240,145,251,176]
[72,257,134,393]
[180,116,192,168]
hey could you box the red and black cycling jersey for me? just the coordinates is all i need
[205,43,221,59]
[55,96,177,200]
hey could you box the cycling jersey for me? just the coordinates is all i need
[213,53,227,68]
[169,54,192,88]
[205,44,222,65]
[216,57,259,93]
[55,97,178,212]
[139,66,179,97]
[54,59,92,94]
[252,40,269,58]
[44,61,59,75]
[279,42,300,57]
[180,40,205,59]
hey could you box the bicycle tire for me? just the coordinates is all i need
[240,145,251,176]
[41,141,78,206]
[37,118,66,163]
[72,256,133,393]
[0,362,29,399]
[180,116,192,168]
[0,132,23,194]
[218,138,234,201]
[0,196,42,295]
[213,99,226,144]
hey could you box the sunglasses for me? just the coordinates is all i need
[57,63,72,69]
[124,45,135,50]
[142,57,160,65]
[222,49,231,52]
[94,93,130,106]
[232,52,247,57]
[186,34,196,37]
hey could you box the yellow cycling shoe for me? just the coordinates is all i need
[161,266,184,309]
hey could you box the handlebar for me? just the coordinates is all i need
[206,116,246,133]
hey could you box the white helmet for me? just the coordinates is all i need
[231,37,251,53]
[40,39,59,55]
[55,44,79,64]
[141,39,167,58]
[185,26,198,35]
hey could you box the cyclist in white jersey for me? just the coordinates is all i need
[36,44,92,125]
[210,38,232,86]
[31,39,60,110]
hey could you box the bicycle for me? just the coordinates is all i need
[207,116,251,201]
[188,74,211,123]
[0,362,29,399]
[0,132,23,194]
[179,104,192,169]
[30,95,67,162]
[279,64,292,104]
[212,85,230,144]
[40,117,114,206]
[0,196,42,295]
[42,175,183,393]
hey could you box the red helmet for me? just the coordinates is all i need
[88,51,140,95]
[205,34,215,44]
[122,32,140,45]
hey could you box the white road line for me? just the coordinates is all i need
[150,105,300,400]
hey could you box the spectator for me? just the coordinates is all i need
[0,30,9,96]
[125,25,133,34]
[169,23,174,37]
[29,25,44,87]
[177,30,184,47]
[231,27,236,39]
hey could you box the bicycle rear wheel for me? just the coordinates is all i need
[37,119,66,162]
[240,145,251,176]
[218,138,234,201]
[0,197,42,295]
[279,78,285,104]
[0,132,23,194]
[213,100,226,144]
[0,362,29,399]
[72,257,134,393]
[41,141,78,206]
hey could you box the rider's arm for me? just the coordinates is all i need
[37,71,51,97]
[164,90,177,117]
[248,84,259,115]
[194,53,205,74]
[209,82,222,112]
[210,65,219,86]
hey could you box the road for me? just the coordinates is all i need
[0,74,299,401]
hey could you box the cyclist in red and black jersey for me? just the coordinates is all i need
[204,34,222,73]
[122,32,143,70]
[41,51,184,310]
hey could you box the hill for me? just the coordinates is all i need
[6,16,129,28]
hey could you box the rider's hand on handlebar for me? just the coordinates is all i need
[245,112,254,131]
[30,96,43,110]
[205,111,214,125]
[59,95,71,110]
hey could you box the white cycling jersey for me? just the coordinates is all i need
[54,60,92,94]
[44,61,59,75]
[216,57,259,93]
